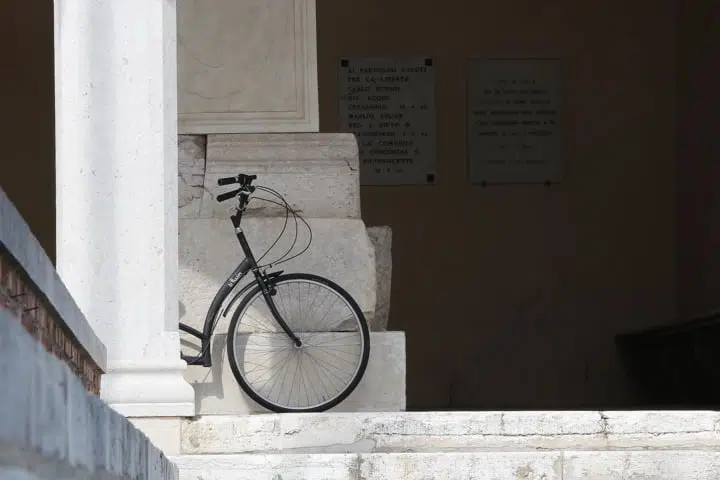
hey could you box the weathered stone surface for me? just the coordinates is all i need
[178,135,206,219]
[0,309,178,480]
[182,332,405,415]
[179,217,376,333]
[201,133,360,219]
[180,410,720,455]
[172,452,562,480]
[174,453,357,480]
[564,451,720,480]
[367,226,392,331]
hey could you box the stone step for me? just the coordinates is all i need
[183,332,406,415]
[171,451,720,480]
[180,410,720,455]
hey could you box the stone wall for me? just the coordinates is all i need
[0,186,179,479]
[0,309,179,479]
[0,187,105,394]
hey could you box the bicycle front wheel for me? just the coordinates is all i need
[226,273,370,412]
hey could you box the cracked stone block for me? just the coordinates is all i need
[178,135,206,218]
[367,226,392,331]
[179,217,376,334]
[202,133,360,219]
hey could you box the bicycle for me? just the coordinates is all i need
[179,173,370,413]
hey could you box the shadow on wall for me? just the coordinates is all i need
[0,1,56,261]
[317,0,679,410]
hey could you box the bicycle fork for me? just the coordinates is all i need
[256,272,303,347]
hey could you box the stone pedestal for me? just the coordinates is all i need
[177,0,318,133]
[178,133,375,333]
[54,0,194,419]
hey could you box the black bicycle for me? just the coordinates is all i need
[179,173,370,413]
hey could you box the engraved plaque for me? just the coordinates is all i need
[339,57,436,186]
[467,59,562,184]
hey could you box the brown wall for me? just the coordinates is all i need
[0,1,56,261]
[677,0,720,319]
[317,0,678,409]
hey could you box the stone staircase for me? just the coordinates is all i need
[171,410,720,479]
[173,134,720,479]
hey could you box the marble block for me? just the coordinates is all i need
[183,332,406,415]
[202,133,360,219]
[178,217,376,335]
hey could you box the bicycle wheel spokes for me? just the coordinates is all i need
[228,276,369,411]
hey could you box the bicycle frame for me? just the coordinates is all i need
[179,203,295,367]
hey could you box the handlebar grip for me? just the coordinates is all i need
[216,188,241,202]
[218,176,237,186]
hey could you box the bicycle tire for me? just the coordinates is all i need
[226,272,370,413]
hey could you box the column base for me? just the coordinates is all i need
[101,361,196,417]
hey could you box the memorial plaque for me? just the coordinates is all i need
[339,57,436,186]
[467,59,562,184]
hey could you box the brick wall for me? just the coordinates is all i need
[0,251,102,395]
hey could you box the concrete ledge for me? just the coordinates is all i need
[0,309,178,479]
[173,451,720,480]
[181,410,720,454]
[183,332,406,415]
[0,187,106,371]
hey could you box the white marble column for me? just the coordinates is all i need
[54,0,195,419]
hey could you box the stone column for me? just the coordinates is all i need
[54,0,195,427]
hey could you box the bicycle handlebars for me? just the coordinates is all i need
[218,174,257,186]
[216,173,257,203]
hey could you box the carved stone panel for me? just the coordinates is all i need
[177,0,319,133]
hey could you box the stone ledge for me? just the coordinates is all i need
[173,451,720,480]
[0,309,178,479]
[0,187,106,387]
[180,410,720,455]
[172,452,562,480]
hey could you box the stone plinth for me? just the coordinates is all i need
[177,0,318,133]
[179,217,376,333]
[183,332,406,415]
